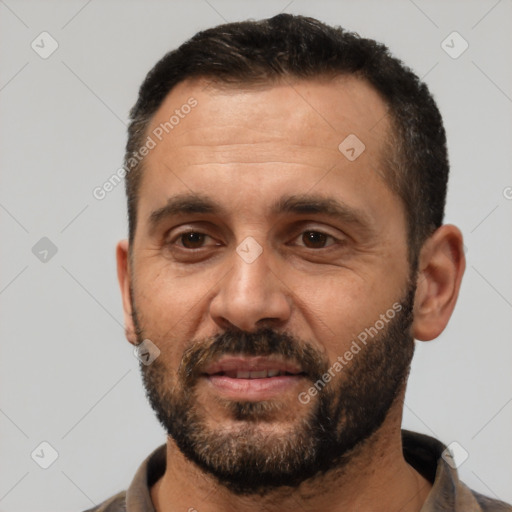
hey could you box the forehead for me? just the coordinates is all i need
[136,75,397,230]
[146,75,389,157]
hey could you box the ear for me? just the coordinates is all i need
[412,224,466,341]
[116,239,138,346]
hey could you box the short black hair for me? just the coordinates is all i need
[124,13,449,263]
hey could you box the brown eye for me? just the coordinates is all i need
[180,232,206,248]
[302,231,329,248]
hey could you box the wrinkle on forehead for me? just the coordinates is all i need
[137,76,396,227]
[146,75,390,155]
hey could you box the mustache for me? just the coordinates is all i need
[178,328,329,385]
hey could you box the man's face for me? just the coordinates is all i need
[126,77,415,493]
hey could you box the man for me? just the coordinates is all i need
[87,14,511,512]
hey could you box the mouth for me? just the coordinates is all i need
[202,356,307,400]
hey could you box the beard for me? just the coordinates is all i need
[133,282,416,495]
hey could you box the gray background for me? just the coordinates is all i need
[1,1,511,510]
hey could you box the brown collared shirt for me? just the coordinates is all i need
[84,431,511,511]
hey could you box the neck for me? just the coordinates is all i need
[151,401,432,512]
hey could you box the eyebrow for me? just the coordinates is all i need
[147,192,373,234]
[271,194,373,232]
[148,193,225,232]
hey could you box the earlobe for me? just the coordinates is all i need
[412,225,466,341]
[116,239,138,345]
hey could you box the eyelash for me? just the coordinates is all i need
[168,229,340,250]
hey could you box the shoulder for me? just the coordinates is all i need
[81,443,166,512]
[473,490,512,511]
[82,491,127,512]
[401,430,512,511]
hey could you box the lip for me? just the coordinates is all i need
[203,355,304,376]
[202,356,306,400]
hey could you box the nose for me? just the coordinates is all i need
[209,240,291,332]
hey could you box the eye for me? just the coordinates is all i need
[173,231,214,249]
[181,232,206,249]
[164,228,222,262]
[295,230,337,249]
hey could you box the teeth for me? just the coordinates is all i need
[249,370,268,379]
[230,369,285,379]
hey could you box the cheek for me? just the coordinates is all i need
[287,267,404,359]
[135,260,209,317]
[131,267,201,354]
